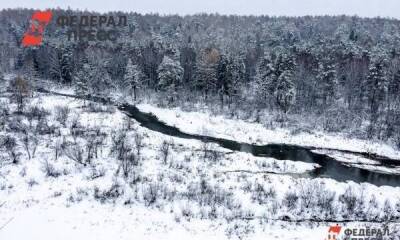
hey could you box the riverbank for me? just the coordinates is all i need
[31,80,400,161]
[136,103,400,161]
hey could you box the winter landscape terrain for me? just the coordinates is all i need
[1,7,400,240]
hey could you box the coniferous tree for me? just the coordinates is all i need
[74,61,91,100]
[274,52,296,114]
[194,48,220,100]
[49,48,63,82]
[49,45,73,84]
[226,56,245,105]
[181,42,196,86]
[276,70,296,114]
[0,70,4,82]
[388,69,400,108]
[317,58,338,107]
[124,59,145,101]
[216,55,229,107]
[60,45,73,83]
[255,54,276,105]
[1,10,400,144]
[92,62,112,96]
[366,57,387,115]
[157,55,183,103]
[366,56,388,137]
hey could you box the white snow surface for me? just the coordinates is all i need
[1,91,400,240]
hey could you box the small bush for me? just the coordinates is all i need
[6,116,25,132]
[339,187,358,216]
[26,105,50,123]
[119,151,138,178]
[110,129,129,160]
[251,183,276,204]
[201,142,221,162]
[27,178,38,187]
[143,182,160,206]
[94,182,124,203]
[0,135,20,164]
[54,106,70,126]
[42,159,61,178]
[283,191,299,211]
[64,141,87,165]
[36,118,56,135]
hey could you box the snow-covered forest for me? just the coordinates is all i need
[1,8,400,240]
[1,9,400,144]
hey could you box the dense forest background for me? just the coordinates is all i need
[0,9,399,148]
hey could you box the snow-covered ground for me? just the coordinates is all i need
[1,90,400,240]
[3,200,397,240]
[137,103,400,160]
[4,200,390,240]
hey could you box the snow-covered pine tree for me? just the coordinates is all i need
[49,45,73,84]
[383,68,400,139]
[226,56,245,105]
[255,54,276,103]
[74,61,91,101]
[276,70,296,114]
[181,42,196,86]
[60,45,73,84]
[0,69,5,90]
[89,59,113,96]
[334,23,351,42]
[317,58,338,107]
[274,51,296,114]
[124,59,145,101]
[157,55,183,103]
[366,54,388,138]
[216,53,244,107]
[274,51,295,76]
[256,50,296,112]
[388,68,400,107]
[194,48,219,100]
[216,55,230,107]
[366,57,387,114]
[49,48,62,81]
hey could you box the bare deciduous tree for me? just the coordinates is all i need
[134,132,144,159]
[10,76,30,113]
[1,135,20,164]
[160,140,171,164]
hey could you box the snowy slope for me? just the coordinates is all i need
[1,91,400,240]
